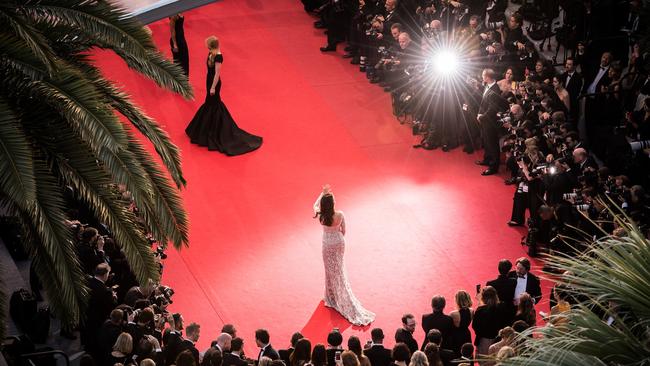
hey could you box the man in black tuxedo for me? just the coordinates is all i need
[256,329,280,362]
[476,68,507,175]
[560,58,583,122]
[583,51,612,153]
[163,313,184,366]
[509,257,542,305]
[394,313,418,354]
[364,328,391,366]
[486,259,517,326]
[82,263,117,360]
[421,296,453,350]
[279,332,304,366]
[326,329,344,366]
[224,337,249,366]
[571,148,598,178]
[212,333,233,355]
[97,309,124,364]
[177,322,201,366]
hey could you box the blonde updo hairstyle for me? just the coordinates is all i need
[206,36,220,66]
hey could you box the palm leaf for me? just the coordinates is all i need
[17,162,88,326]
[0,4,56,74]
[72,61,185,187]
[21,0,193,98]
[0,98,36,207]
[128,137,189,249]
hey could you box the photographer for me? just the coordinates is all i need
[319,0,355,52]
[507,141,545,227]
[370,22,402,84]
[382,32,419,93]
[77,226,108,275]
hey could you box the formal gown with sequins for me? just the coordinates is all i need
[314,196,375,326]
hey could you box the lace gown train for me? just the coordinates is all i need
[315,196,375,326]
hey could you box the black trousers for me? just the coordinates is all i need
[480,120,500,170]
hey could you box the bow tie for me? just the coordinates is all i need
[518,275,526,279]
[600,66,607,70]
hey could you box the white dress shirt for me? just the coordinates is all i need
[514,274,527,303]
[587,66,609,94]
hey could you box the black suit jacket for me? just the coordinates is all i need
[177,339,200,366]
[98,320,122,363]
[163,330,183,366]
[279,347,294,366]
[259,345,280,362]
[326,348,342,366]
[508,271,542,304]
[86,277,116,331]
[394,328,418,354]
[561,72,583,100]
[224,353,249,366]
[364,345,392,366]
[478,83,505,125]
[486,275,516,305]
[421,312,454,350]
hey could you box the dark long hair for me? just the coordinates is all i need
[317,194,335,226]
[290,338,311,366]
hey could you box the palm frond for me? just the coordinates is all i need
[20,110,161,286]
[0,5,56,74]
[72,61,185,187]
[128,137,189,249]
[0,98,36,207]
[502,218,650,366]
[20,0,193,99]
[0,31,48,82]
[32,68,128,153]
[16,162,88,326]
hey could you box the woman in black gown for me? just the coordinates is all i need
[169,13,189,76]
[185,36,263,155]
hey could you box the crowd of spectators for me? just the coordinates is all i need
[305,0,650,254]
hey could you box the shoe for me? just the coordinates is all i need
[504,177,517,185]
[351,57,360,65]
[442,145,450,152]
[481,169,497,176]
[475,160,489,166]
[359,65,366,72]
[383,86,393,92]
[507,220,523,226]
[342,53,354,58]
[463,147,474,154]
[370,77,381,84]
[314,21,325,29]
[320,45,336,52]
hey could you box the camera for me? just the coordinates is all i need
[630,140,650,151]
[154,245,167,260]
[158,285,175,304]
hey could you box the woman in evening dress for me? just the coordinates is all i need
[313,185,375,326]
[185,36,262,155]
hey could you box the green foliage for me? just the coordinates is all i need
[501,214,650,366]
[0,0,192,329]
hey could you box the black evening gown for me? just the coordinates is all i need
[185,54,263,155]
[170,16,189,76]
[450,307,472,355]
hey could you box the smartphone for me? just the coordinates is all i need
[476,284,481,293]
[335,351,342,362]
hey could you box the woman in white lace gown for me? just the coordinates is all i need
[313,185,375,326]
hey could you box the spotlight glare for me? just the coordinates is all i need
[433,49,459,76]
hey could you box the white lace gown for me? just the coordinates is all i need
[314,196,375,326]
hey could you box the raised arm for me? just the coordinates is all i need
[169,17,178,51]
[313,192,324,216]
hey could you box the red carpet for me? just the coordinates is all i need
[97,0,550,354]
